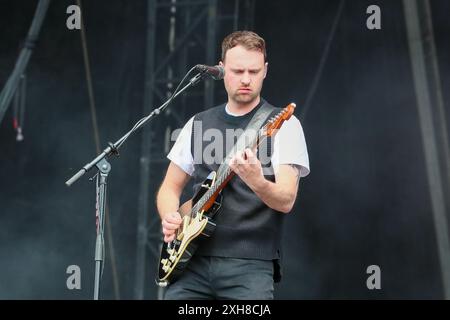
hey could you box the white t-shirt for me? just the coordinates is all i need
[167,105,310,177]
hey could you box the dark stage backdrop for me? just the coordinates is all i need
[0,0,449,299]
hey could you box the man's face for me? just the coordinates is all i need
[220,45,267,106]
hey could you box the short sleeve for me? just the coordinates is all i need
[271,115,310,177]
[167,116,195,176]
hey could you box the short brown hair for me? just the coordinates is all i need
[221,30,267,62]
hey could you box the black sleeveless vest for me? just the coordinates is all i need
[190,99,284,261]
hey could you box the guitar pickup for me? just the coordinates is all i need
[161,258,169,266]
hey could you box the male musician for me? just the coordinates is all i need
[157,30,310,299]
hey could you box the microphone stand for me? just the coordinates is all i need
[65,70,206,300]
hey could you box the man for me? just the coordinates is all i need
[157,30,310,299]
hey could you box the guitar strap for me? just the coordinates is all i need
[217,101,274,178]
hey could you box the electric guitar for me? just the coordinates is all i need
[156,102,296,286]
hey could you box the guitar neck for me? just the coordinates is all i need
[191,130,265,215]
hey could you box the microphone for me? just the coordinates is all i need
[195,64,225,80]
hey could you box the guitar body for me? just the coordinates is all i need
[156,171,222,286]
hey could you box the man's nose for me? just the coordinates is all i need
[240,72,251,85]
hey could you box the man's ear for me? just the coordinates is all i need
[264,62,268,78]
[219,61,224,67]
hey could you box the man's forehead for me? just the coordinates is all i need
[223,45,265,67]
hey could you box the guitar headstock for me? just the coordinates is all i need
[263,102,296,137]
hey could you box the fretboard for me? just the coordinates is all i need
[190,128,266,216]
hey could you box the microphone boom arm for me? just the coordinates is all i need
[65,71,204,187]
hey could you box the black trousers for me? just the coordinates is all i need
[164,255,274,300]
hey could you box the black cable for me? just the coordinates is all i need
[300,0,345,121]
[0,0,51,125]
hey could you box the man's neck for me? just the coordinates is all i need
[226,97,261,116]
